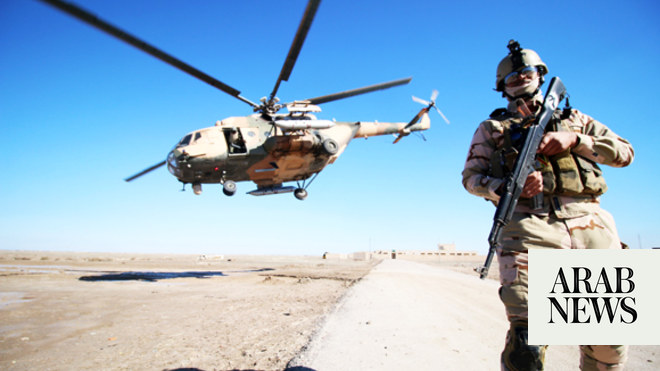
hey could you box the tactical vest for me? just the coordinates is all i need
[489,109,607,197]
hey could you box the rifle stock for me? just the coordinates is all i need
[476,77,567,279]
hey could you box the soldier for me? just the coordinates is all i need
[462,40,634,370]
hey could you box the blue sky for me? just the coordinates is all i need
[1,0,659,256]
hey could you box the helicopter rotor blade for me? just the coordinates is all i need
[392,133,407,144]
[39,0,258,108]
[405,107,428,128]
[124,161,166,182]
[430,89,439,102]
[412,96,429,106]
[269,0,321,102]
[435,106,451,124]
[305,77,412,105]
[394,104,429,144]
[413,89,450,125]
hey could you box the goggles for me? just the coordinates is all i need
[504,66,538,86]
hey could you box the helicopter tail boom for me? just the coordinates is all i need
[353,112,430,139]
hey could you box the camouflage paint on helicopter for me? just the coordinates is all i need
[167,108,430,198]
[39,0,441,200]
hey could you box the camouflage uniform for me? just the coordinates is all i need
[463,93,634,370]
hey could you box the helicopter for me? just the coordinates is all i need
[41,0,446,200]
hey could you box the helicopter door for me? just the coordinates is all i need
[223,128,247,154]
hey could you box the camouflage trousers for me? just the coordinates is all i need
[496,203,628,370]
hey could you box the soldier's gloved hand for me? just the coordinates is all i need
[522,171,543,198]
[537,132,578,156]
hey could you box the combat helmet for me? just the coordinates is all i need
[495,40,548,93]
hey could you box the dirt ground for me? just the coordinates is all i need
[2,251,657,370]
[0,250,376,371]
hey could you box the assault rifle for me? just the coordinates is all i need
[476,77,567,279]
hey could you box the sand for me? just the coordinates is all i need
[2,251,657,371]
[0,250,375,370]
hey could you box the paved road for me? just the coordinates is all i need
[289,259,657,371]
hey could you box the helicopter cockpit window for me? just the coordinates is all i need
[224,128,247,154]
[177,134,193,148]
[193,132,202,142]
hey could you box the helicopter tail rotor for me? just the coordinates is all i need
[412,89,450,124]
[393,90,445,144]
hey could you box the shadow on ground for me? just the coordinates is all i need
[163,367,316,371]
[79,268,274,282]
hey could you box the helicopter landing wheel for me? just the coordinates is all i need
[223,180,237,196]
[294,188,308,201]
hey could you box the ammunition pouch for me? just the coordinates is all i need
[489,113,607,198]
[490,116,525,179]
[542,118,607,196]
[549,149,583,195]
[574,155,608,195]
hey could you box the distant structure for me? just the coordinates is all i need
[197,254,225,261]
[322,251,372,261]
[324,243,478,261]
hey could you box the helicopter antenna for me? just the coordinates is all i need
[39,0,259,109]
[266,0,321,112]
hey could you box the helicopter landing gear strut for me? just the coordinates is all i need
[294,172,320,201]
[222,180,237,196]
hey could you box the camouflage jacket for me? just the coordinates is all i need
[462,94,634,207]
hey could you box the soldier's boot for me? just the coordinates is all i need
[501,323,547,371]
[579,345,628,371]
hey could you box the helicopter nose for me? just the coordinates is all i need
[166,149,184,177]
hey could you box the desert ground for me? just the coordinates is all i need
[1,250,375,370]
[1,250,657,370]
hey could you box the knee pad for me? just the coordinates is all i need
[501,325,547,371]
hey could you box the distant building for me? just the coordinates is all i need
[367,244,478,261]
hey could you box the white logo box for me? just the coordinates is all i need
[528,249,660,345]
